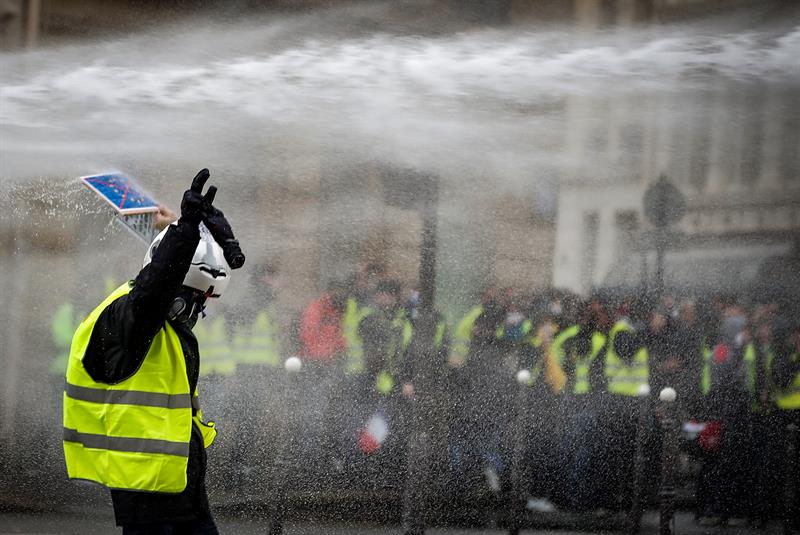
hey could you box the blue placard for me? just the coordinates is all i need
[81,173,158,215]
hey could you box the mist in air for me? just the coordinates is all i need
[1,1,799,531]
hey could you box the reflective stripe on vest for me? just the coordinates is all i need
[573,332,608,395]
[434,321,446,350]
[605,321,649,396]
[701,340,712,396]
[195,316,234,376]
[50,303,77,376]
[744,343,757,394]
[376,309,414,395]
[343,298,373,374]
[233,310,281,368]
[775,353,800,410]
[63,283,215,493]
[551,325,580,366]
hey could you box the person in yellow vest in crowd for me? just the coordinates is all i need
[556,299,610,512]
[398,289,449,400]
[398,288,451,480]
[362,281,414,397]
[449,293,511,494]
[447,301,484,370]
[744,305,784,527]
[767,318,800,530]
[357,280,412,424]
[62,169,244,533]
[343,290,375,376]
[697,305,752,527]
[340,261,388,376]
[233,263,282,371]
[222,263,284,487]
[49,302,77,376]
[194,313,235,376]
[599,298,650,511]
[671,299,710,417]
[514,295,563,510]
[445,292,487,486]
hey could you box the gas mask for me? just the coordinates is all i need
[168,287,208,329]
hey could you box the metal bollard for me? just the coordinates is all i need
[507,369,532,535]
[783,422,798,535]
[267,357,302,535]
[658,387,678,535]
[629,384,651,535]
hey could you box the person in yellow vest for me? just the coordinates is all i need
[514,295,563,510]
[358,281,412,397]
[698,307,752,527]
[447,302,482,370]
[222,264,284,487]
[233,263,283,371]
[599,298,650,511]
[62,169,244,533]
[557,299,610,511]
[398,289,449,400]
[770,319,800,530]
[49,302,78,376]
[744,307,784,527]
[450,296,511,494]
[673,299,708,417]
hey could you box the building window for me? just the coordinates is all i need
[688,92,712,192]
[615,210,639,257]
[780,93,800,184]
[580,211,599,293]
[738,88,764,185]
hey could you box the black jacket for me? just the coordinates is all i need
[81,219,212,526]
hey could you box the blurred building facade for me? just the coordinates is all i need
[544,1,800,295]
[2,0,797,314]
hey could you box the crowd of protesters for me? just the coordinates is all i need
[49,261,800,527]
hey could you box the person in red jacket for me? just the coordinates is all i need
[299,281,347,363]
[295,281,348,478]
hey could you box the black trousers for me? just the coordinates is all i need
[122,515,219,535]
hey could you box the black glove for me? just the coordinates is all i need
[204,205,245,269]
[180,168,217,225]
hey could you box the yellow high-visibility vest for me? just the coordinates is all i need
[701,339,712,395]
[49,302,77,376]
[450,305,484,362]
[573,331,608,395]
[232,310,281,368]
[605,321,649,397]
[195,316,234,376]
[343,297,373,374]
[376,309,415,395]
[775,353,800,411]
[63,283,216,493]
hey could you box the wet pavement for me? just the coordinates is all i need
[0,511,781,534]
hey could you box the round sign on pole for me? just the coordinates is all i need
[643,175,686,228]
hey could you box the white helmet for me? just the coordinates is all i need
[143,222,230,299]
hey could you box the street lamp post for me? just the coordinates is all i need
[267,356,303,535]
[507,369,532,535]
[401,172,440,535]
[783,422,798,535]
[629,384,651,535]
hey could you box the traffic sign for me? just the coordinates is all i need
[643,175,686,228]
